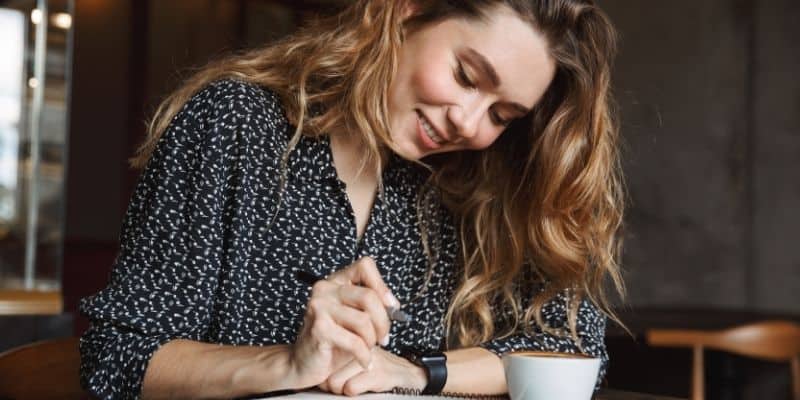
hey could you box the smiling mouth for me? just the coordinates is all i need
[417,111,445,144]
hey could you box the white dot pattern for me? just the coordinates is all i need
[78,80,608,399]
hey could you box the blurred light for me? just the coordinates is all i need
[51,13,71,29]
[28,77,38,88]
[30,8,42,25]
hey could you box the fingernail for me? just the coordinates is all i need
[385,292,400,308]
[381,334,390,347]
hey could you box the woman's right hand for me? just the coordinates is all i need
[287,256,400,388]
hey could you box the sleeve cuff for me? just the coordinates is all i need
[81,329,190,400]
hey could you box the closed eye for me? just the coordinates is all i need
[454,61,477,89]
[490,111,511,126]
[456,59,515,127]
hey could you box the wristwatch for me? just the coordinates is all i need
[401,347,448,395]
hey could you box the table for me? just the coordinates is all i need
[0,290,62,315]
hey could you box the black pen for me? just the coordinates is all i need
[295,270,411,322]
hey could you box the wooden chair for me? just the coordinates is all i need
[0,337,86,400]
[646,320,800,400]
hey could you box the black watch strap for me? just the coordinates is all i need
[421,352,447,395]
[403,348,448,395]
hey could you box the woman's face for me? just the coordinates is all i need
[387,6,556,160]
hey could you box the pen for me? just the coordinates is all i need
[295,269,411,322]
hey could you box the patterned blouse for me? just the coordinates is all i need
[79,79,609,399]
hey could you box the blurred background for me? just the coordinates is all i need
[0,0,797,399]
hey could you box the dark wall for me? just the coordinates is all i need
[751,0,800,312]
[602,0,800,312]
[66,0,133,242]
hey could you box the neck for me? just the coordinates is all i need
[329,132,383,185]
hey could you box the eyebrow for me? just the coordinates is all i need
[462,47,532,115]
[464,47,501,87]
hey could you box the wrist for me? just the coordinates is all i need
[400,348,448,394]
[403,359,429,390]
[239,344,298,393]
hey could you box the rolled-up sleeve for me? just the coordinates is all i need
[78,80,263,399]
[478,290,609,388]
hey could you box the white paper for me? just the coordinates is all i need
[261,390,457,399]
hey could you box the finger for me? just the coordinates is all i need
[318,382,330,393]
[309,281,381,344]
[330,302,379,347]
[337,284,392,344]
[334,257,400,308]
[311,314,373,368]
[309,279,337,300]
[343,370,380,397]
[326,360,364,395]
[307,285,379,354]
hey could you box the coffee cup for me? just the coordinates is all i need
[502,350,601,400]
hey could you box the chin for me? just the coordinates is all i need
[400,149,424,161]
[392,139,423,160]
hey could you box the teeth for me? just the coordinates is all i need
[420,115,444,144]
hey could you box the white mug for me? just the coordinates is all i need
[502,351,601,400]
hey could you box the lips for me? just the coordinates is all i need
[420,114,444,144]
[415,110,448,152]
[415,113,442,151]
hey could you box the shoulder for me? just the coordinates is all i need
[151,79,292,171]
[182,79,288,127]
[171,79,292,148]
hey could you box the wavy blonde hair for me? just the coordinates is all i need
[131,0,626,349]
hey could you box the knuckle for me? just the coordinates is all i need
[310,318,329,338]
[307,298,324,314]
[343,381,360,397]
[328,270,348,284]
[357,256,376,270]
[337,284,353,298]
[310,280,330,296]
[355,289,371,303]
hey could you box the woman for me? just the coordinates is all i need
[80,0,625,399]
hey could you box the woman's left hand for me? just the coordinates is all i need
[318,347,427,396]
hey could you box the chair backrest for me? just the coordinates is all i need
[708,320,800,361]
[0,337,86,400]
[647,320,800,400]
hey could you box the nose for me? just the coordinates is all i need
[446,95,488,142]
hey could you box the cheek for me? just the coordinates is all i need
[409,61,458,105]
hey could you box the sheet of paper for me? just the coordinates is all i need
[259,390,455,399]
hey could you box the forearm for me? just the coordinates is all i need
[442,347,506,395]
[142,339,296,399]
